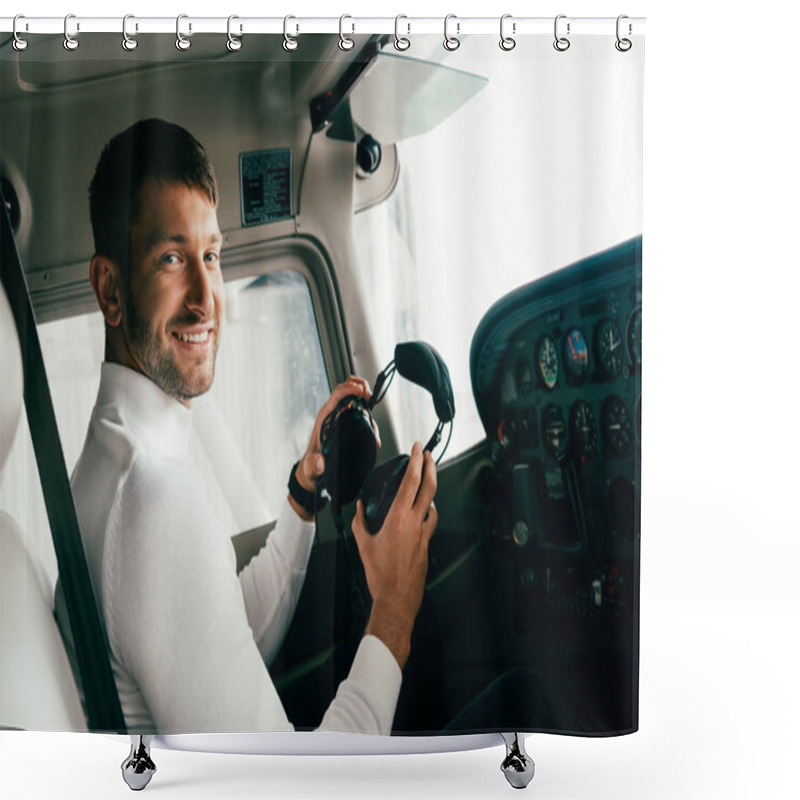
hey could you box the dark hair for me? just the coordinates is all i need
[89,118,218,276]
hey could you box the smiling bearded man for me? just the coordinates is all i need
[115,179,223,404]
[69,118,437,738]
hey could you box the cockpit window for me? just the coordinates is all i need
[351,40,641,457]
[209,270,330,518]
[0,268,328,578]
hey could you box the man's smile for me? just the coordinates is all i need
[171,326,214,347]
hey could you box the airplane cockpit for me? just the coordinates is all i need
[1,29,641,739]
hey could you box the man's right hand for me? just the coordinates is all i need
[351,442,438,669]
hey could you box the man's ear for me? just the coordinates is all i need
[89,254,124,327]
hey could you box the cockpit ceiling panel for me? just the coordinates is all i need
[3,33,361,95]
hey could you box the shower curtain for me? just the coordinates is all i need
[0,19,644,740]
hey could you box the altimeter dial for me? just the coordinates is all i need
[601,395,633,457]
[595,318,624,379]
[570,399,597,458]
[536,335,559,390]
[627,307,642,368]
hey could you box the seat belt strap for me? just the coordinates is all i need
[1,190,127,733]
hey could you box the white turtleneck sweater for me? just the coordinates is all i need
[71,363,401,735]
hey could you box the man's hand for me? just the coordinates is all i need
[351,442,438,669]
[288,375,376,521]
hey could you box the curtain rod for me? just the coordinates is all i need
[1,16,646,37]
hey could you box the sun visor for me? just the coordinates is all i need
[348,51,488,144]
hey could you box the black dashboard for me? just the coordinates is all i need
[273,238,642,735]
[469,237,641,730]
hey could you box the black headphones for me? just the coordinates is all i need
[319,341,455,534]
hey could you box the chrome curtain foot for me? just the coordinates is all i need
[500,733,535,789]
[121,735,156,791]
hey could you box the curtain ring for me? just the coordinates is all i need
[283,15,299,51]
[339,14,355,51]
[63,14,79,51]
[553,14,570,52]
[499,14,516,51]
[227,15,242,51]
[615,14,632,52]
[394,14,410,51]
[176,14,191,50]
[443,14,460,51]
[12,15,28,51]
[122,14,138,51]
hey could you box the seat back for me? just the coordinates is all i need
[0,284,86,731]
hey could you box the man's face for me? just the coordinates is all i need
[122,180,224,403]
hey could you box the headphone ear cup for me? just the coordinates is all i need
[360,454,410,534]
[321,405,378,514]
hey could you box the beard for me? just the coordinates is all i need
[125,292,220,402]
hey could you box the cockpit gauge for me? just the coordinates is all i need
[601,395,633,457]
[563,328,589,385]
[515,354,533,397]
[570,399,597,458]
[536,334,559,390]
[541,404,567,460]
[594,318,624,379]
[627,307,642,368]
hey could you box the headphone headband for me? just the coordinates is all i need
[389,341,455,423]
[320,340,454,526]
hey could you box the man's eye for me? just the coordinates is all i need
[205,252,220,265]
[160,253,180,266]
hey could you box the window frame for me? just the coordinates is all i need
[219,235,351,393]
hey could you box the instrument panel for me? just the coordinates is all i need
[500,301,641,460]
[467,237,641,731]
[470,237,641,635]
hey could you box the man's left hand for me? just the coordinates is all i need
[289,375,377,520]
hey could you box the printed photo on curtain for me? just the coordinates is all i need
[0,28,643,742]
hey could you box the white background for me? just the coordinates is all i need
[2,1,799,798]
